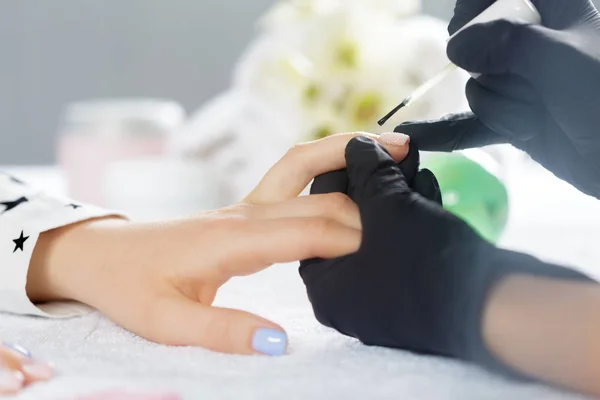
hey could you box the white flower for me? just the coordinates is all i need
[259,0,342,31]
[174,0,470,204]
[366,0,421,15]
[260,0,421,32]
[234,34,312,110]
[236,2,469,139]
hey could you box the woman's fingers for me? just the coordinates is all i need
[245,132,409,204]
[149,296,287,356]
[243,193,361,230]
[0,343,53,395]
[20,361,54,385]
[148,214,361,354]
[220,216,361,277]
[0,347,25,395]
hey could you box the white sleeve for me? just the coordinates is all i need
[0,172,127,318]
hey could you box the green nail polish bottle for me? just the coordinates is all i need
[420,151,509,244]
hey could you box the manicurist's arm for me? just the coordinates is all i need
[484,274,600,395]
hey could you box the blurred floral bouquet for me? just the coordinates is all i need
[171,0,470,204]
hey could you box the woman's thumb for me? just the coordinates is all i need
[149,296,288,356]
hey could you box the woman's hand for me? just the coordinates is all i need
[0,341,53,395]
[26,132,410,356]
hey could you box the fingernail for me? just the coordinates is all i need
[252,328,287,356]
[0,369,24,392]
[3,343,31,358]
[22,362,54,380]
[378,132,410,147]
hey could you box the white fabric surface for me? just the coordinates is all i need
[1,160,599,400]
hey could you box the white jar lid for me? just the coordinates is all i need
[62,98,186,136]
[104,156,217,220]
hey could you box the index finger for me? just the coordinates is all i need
[222,217,361,277]
[245,132,409,204]
[398,112,505,152]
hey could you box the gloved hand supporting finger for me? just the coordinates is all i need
[310,170,348,196]
[413,169,443,206]
[310,133,419,197]
[345,137,411,206]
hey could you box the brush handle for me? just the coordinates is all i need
[404,63,459,108]
[378,0,542,125]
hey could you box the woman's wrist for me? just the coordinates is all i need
[26,217,129,304]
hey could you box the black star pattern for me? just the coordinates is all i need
[9,176,24,184]
[12,231,29,253]
[0,173,24,184]
[1,197,28,214]
[66,203,82,210]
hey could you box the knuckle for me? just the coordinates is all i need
[323,192,354,215]
[224,203,254,218]
[213,215,249,234]
[285,144,306,160]
[306,217,337,237]
[283,143,312,171]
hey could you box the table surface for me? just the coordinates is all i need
[1,163,599,400]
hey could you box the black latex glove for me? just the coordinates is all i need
[398,0,600,199]
[300,137,594,380]
[310,138,442,207]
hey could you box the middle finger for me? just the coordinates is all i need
[243,193,361,230]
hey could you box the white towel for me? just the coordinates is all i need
[0,262,591,400]
[1,261,592,400]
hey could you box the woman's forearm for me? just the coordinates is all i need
[26,217,127,304]
[483,274,600,395]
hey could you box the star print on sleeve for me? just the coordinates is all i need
[1,197,28,213]
[9,176,24,184]
[0,172,25,184]
[12,231,29,253]
[0,178,128,318]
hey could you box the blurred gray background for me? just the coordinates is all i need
[0,0,594,164]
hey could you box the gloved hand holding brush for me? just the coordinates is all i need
[400,0,600,199]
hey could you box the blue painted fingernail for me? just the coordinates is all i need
[3,343,31,358]
[252,329,287,356]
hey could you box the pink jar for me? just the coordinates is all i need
[57,99,185,206]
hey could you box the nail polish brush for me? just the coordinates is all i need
[377,0,541,126]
